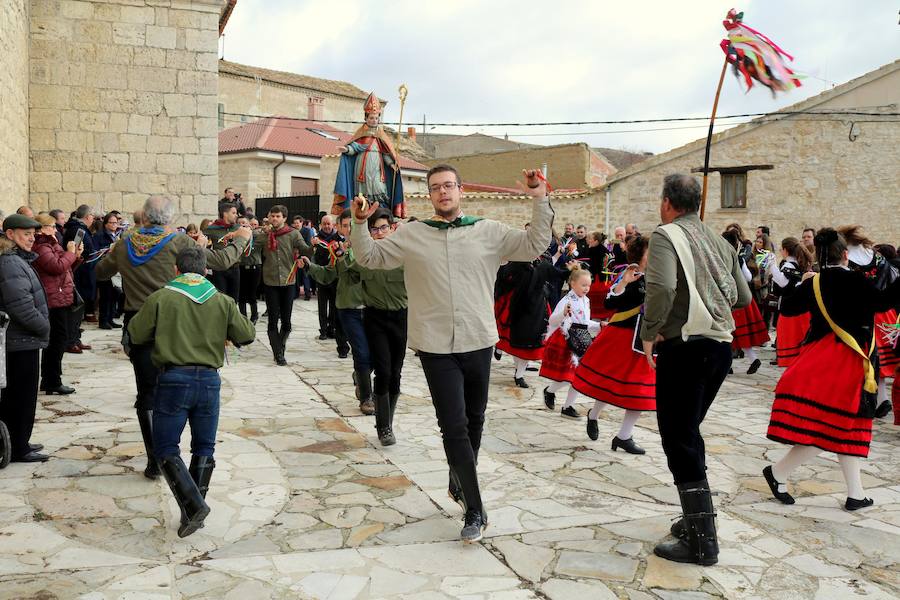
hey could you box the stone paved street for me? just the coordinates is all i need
[1,300,898,600]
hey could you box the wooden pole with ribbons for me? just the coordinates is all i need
[699,57,728,221]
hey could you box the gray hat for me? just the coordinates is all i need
[3,214,41,231]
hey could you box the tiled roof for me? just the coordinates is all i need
[219,60,371,101]
[218,117,429,171]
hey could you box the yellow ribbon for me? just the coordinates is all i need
[812,274,877,393]
[609,305,642,323]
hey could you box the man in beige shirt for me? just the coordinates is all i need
[351,164,553,543]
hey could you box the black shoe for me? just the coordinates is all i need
[338,350,349,359]
[762,465,795,504]
[874,401,892,419]
[747,359,762,375]
[586,418,599,441]
[769,359,779,365]
[12,451,49,463]
[359,398,375,415]
[251,317,258,325]
[136,410,160,480]
[28,443,44,453]
[560,406,580,419]
[44,384,76,395]
[377,428,396,446]
[728,368,734,375]
[159,455,210,538]
[276,356,288,366]
[99,322,113,330]
[611,436,645,455]
[543,387,555,410]
[461,509,489,543]
[845,497,874,511]
[493,348,502,361]
[109,321,123,329]
[736,349,745,359]
[653,479,718,566]
[373,392,394,444]
[526,366,539,372]
[319,333,328,340]
[514,377,529,389]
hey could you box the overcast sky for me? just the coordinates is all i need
[221,0,899,154]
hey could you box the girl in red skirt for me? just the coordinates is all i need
[573,236,654,453]
[766,237,813,367]
[723,230,769,374]
[540,265,602,418]
[764,229,900,511]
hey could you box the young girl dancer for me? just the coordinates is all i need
[724,230,769,374]
[540,265,602,418]
[767,237,813,367]
[572,236,655,453]
[764,228,900,510]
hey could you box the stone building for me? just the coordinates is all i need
[218,60,377,134]
[605,60,900,242]
[1,0,232,221]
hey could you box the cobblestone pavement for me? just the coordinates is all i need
[1,300,898,600]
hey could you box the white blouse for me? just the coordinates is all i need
[547,290,602,337]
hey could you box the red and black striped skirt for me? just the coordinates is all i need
[874,309,899,378]
[731,301,770,350]
[775,312,810,367]
[494,291,545,361]
[589,279,616,321]
[539,329,576,383]
[572,325,655,411]
[767,336,873,457]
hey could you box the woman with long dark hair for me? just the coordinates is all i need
[763,228,900,510]
[767,237,814,367]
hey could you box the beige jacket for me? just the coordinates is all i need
[351,197,554,353]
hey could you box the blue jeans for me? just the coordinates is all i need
[338,308,370,372]
[152,367,221,459]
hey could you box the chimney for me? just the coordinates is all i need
[307,96,324,121]
[407,126,416,142]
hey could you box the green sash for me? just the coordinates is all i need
[164,273,218,304]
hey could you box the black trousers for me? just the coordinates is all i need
[364,307,408,395]
[0,349,40,458]
[317,283,338,336]
[124,311,159,411]
[419,347,492,466]
[264,284,294,335]
[209,266,240,302]
[655,337,732,485]
[40,306,70,388]
[238,265,261,319]
[97,280,118,325]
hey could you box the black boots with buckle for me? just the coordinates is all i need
[654,478,719,566]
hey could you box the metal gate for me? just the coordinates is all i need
[254,195,321,221]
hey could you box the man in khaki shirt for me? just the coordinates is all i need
[351,164,552,543]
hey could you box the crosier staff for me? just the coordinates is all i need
[392,84,408,204]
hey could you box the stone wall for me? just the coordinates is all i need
[28,0,223,222]
[218,73,364,133]
[607,115,900,242]
[0,0,30,218]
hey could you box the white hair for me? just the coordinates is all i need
[143,195,176,226]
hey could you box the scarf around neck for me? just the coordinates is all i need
[164,273,217,304]
[422,215,483,230]
[126,227,178,267]
[268,225,293,251]
[207,219,236,230]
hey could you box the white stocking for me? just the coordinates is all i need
[838,455,866,500]
[547,381,568,394]
[562,386,579,409]
[746,348,759,361]
[772,445,820,493]
[876,378,888,406]
[588,400,607,420]
[513,357,528,379]
[617,410,641,440]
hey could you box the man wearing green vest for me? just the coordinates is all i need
[128,247,255,538]
[351,164,553,544]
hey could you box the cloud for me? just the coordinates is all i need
[222,0,900,153]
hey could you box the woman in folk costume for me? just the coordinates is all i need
[838,225,899,418]
[586,232,617,322]
[540,265,602,418]
[766,237,813,367]
[723,230,768,374]
[332,92,406,219]
[763,229,900,510]
[494,258,555,388]
[573,236,655,454]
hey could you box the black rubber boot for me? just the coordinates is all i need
[389,393,399,426]
[136,410,160,480]
[654,479,719,565]
[279,329,291,359]
[374,393,395,446]
[159,455,210,538]
[357,369,374,415]
[453,461,488,543]
[189,455,216,498]
[268,330,285,366]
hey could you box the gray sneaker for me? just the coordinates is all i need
[461,509,488,543]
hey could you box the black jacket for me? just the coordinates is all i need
[0,246,50,352]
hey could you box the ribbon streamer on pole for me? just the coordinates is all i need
[700,9,800,220]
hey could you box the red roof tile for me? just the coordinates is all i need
[218,117,428,171]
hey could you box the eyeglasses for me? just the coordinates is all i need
[428,181,459,193]
[369,224,391,234]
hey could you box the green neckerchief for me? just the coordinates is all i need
[422,215,483,230]
[164,273,218,304]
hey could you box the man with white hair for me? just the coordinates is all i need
[97,195,251,482]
